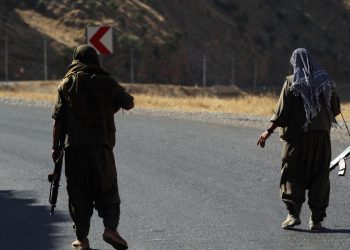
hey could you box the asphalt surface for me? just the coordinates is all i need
[0,103,350,250]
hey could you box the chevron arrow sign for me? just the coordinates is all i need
[86,26,113,55]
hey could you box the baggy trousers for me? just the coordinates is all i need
[65,145,121,240]
[280,131,331,222]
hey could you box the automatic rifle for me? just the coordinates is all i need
[329,112,350,176]
[48,148,64,215]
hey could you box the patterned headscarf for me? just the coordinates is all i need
[290,48,336,130]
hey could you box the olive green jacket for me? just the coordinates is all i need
[271,75,341,141]
[52,72,134,148]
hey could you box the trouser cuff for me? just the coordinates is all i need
[311,211,327,222]
[284,201,302,216]
[103,218,118,231]
[73,224,90,240]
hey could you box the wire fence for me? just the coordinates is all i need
[1,35,348,96]
[0,37,290,91]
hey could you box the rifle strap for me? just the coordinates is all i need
[340,112,350,138]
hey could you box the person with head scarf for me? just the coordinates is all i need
[51,44,133,249]
[257,48,341,230]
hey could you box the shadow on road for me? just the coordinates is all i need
[0,190,70,249]
[285,227,350,234]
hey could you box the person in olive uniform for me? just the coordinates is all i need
[257,48,341,230]
[51,44,134,249]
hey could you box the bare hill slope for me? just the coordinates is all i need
[1,0,350,86]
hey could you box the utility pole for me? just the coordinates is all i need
[44,39,47,80]
[4,35,8,82]
[2,7,8,82]
[130,48,134,83]
[231,56,235,85]
[253,58,257,91]
[203,54,206,87]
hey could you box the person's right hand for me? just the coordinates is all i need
[257,130,271,148]
[51,148,62,162]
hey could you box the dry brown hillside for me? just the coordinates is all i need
[1,0,350,87]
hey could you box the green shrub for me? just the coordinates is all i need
[106,0,118,11]
[164,28,184,52]
[117,33,144,52]
[85,0,97,9]
[132,10,145,22]
[152,46,160,59]
[117,16,126,27]
[171,28,184,40]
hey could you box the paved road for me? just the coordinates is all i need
[0,104,350,250]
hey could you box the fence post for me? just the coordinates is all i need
[203,54,206,87]
[4,35,8,82]
[44,39,48,80]
[231,56,235,84]
[253,58,257,91]
[130,48,134,83]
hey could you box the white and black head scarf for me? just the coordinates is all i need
[290,48,336,130]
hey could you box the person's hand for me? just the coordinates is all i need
[51,148,62,162]
[257,130,272,148]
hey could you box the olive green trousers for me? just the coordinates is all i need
[65,145,121,240]
[280,131,331,222]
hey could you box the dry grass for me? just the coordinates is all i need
[15,9,82,48]
[134,93,278,116]
[0,88,277,116]
[1,81,350,119]
[340,102,350,119]
[0,91,56,102]
[135,94,350,119]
